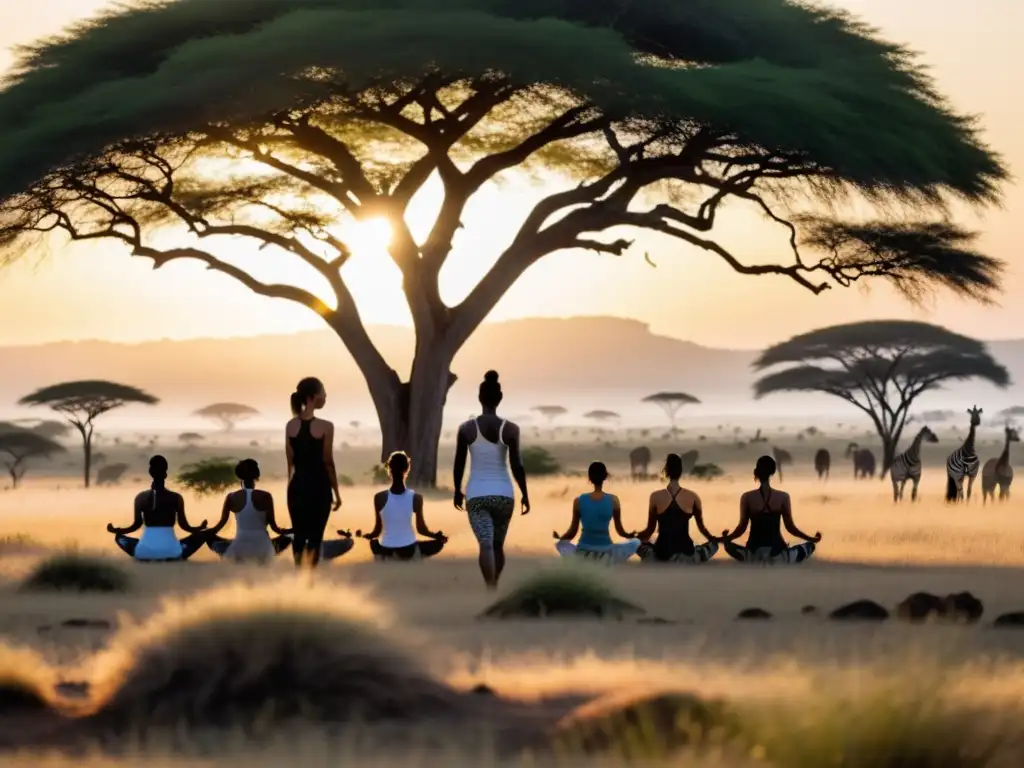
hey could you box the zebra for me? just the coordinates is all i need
[889,426,938,502]
[946,406,983,503]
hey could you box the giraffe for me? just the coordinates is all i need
[981,424,1020,503]
[945,406,982,503]
[888,426,938,503]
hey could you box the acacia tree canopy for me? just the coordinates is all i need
[752,320,1010,473]
[0,426,66,489]
[0,0,1007,486]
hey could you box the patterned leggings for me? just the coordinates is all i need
[638,540,719,564]
[724,541,815,564]
[466,496,515,548]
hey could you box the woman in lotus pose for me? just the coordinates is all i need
[721,455,821,563]
[553,461,640,563]
[108,455,208,561]
[357,451,448,561]
[453,370,530,589]
[286,376,345,568]
[206,459,293,563]
[634,453,720,564]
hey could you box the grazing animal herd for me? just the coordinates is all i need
[628,407,1018,504]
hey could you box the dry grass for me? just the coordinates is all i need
[86,577,463,731]
[0,644,56,713]
[2,468,1024,765]
[20,551,131,594]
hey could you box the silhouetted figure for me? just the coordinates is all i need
[814,448,830,480]
[286,377,342,568]
[358,451,447,561]
[634,453,719,564]
[453,370,529,590]
[721,455,820,564]
[946,406,982,503]
[206,459,293,563]
[108,455,208,561]
[553,461,640,563]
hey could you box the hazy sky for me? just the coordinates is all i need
[0,0,1020,350]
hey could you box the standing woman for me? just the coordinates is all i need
[286,377,342,568]
[453,370,530,590]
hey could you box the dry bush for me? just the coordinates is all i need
[20,551,131,593]
[0,644,56,713]
[86,576,465,732]
[481,564,644,619]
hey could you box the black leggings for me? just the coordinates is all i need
[288,478,333,568]
[369,538,445,561]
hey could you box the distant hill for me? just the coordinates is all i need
[0,317,1019,428]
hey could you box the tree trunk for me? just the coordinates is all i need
[77,423,94,489]
[364,343,456,489]
[880,436,897,479]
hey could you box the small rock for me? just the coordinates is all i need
[636,616,677,625]
[829,600,889,621]
[992,612,1024,627]
[36,625,52,634]
[471,683,495,696]
[736,608,772,620]
[800,605,818,615]
[944,592,984,623]
[896,592,946,622]
[60,618,112,629]
[54,681,89,699]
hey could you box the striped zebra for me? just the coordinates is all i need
[889,426,938,502]
[946,406,983,503]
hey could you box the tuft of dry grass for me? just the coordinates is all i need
[20,551,131,593]
[0,644,57,713]
[481,563,645,619]
[86,576,466,732]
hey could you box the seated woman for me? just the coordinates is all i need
[205,459,293,563]
[359,451,447,561]
[108,455,208,562]
[634,453,720,564]
[553,462,640,563]
[721,455,821,564]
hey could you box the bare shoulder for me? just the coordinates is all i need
[649,488,666,502]
[168,490,185,505]
[457,419,476,439]
[502,420,520,438]
[253,489,273,503]
[373,489,389,505]
[774,489,792,502]
[682,487,702,505]
[133,490,150,505]
[285,417,300,437]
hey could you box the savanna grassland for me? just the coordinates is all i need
[3,436,1024,767]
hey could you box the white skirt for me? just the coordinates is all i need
[555,539,641,564]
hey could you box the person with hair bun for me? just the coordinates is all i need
[453,370,530,589]
[285,376,343,568]
[720,455,821,564]
[633,453,721,564]
[205,459,294,563]
[108,455,209,561]
[357,451,447,561]
[553,461,640,563]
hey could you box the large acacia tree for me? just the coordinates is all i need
[0,0,1007,486]
[752,321,1011,475]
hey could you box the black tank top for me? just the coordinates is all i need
[654,487,694,558]
[290,418,327,479]
[143,487,177,527]
[746,490,785,551]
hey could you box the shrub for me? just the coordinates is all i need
[339,474,355,487]
[0,644,56,713]
[521,446,561,476]
[370,464,389,484]
[481,564,644,619]
[690,463,724,480]
[87,577,464,732]
[177,457,237,497]
[21,552,131,593]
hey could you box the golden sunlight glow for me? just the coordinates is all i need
[344,217,394,256]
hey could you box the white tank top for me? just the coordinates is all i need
[465,418,514,500]
[235,489,267,535]
[379,489,418,548]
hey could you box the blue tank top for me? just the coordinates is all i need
[577,493,614,549]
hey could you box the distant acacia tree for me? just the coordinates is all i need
[643,392,700,430]
[0,1,1005,487]
[178,432,205,447]
[999,406,1024,419]
[584,410,620,424]
[10,419,72,440]
[0,424,66,489]
[18,381,158,488]
[753,321,1010,475]
[532,406,568,426]
[194,403,259,432]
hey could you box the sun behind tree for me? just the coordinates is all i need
[0,0,1007,486]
